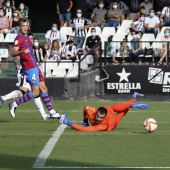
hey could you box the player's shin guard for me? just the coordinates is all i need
[40,92,53,111]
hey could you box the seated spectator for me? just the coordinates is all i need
[63,40,77,62]
[157,28,170,66]
[9,10,22,33]
[131,14,145,34]
[135,6,147,21]
[109,0,130,19]
[33,38,48,73]
[56,0,73,27]
[0,7,10,34]
[84,27,101,66]
[129,30,143,63]
[69,9,90,48]
[120,38,131,63]
[4,0,15,19]
[49,39,62,66]
[90,0,107,30]
[106,1,124,28]
[43,42,51,58]
[140,0,153,15]
[45,23,61,48]
[17,2,28,19]
[160,5,170,27]
[105,35,117,63]
[144,8,160,38]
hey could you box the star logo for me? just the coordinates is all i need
[116,68,131,82]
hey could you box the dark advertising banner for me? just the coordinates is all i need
[104,66,170,95]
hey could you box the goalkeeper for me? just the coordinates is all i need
[56,92,149,132]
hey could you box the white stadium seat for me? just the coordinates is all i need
[102,27,116,35]
[51,67,66,77]
[0,33,5,42]
[4,33,17,43]
[65,63,78,77]
[121,20,133,28]
[116,27,130,35]
[60,27,73,36]
[58,60,73,69]
[0,49,9,58]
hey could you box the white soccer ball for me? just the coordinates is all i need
[143,118,158,132]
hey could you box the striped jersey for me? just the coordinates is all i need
[70,17,89,37]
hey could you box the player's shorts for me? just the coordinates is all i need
[16,71,31,91]
[38,67,44,82]
[23,67,40,86]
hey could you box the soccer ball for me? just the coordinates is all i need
[143,118,158,132]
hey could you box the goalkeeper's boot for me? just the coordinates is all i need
[132,92,144,99]
[131,103,149,110]
[9,102,16,118]
[0,96,4,108]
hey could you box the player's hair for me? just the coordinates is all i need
[18,18,28,26]
[97,107,107,115]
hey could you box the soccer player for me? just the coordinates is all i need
[9,18,59,119]
[58,92,149,132]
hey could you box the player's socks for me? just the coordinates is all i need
[14,91,34,106]
[2,90,23,101]
[40,92,53,111]
[34,97,48,119]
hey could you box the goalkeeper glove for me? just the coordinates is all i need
[82,119,89,127]
[59,113,73,127]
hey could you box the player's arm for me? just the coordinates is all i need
[11,46,29,57]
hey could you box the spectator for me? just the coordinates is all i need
[129,30,143,63]
[56,0,73,28]
[49,39,62,66]
[0,7,10,34]
[160,4,170,27]
[45,23,61,48]
[69,9,90,48]
[135,6,147,21]
[106,35,117,63]
[63,40,77,62]
[90,0,107,30]
[33,38,48,73]
[110,0,130,19]
[106,1,124,28]
[144,8,160,38]
[17,2,28,19]
[0,0,4,8]
[84,28,101,66]
[4,0,15,19]
[131,14,145,34]
[154,0,169,12]
[140,0,153,15]
[9,9,22,33]
[43,42,51,58]
[120,38,131,63]
[157,28,170,66]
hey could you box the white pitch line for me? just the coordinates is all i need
[32,124,67,168]
[36,166,170,169]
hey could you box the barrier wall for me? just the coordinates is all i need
[104,66,170,95]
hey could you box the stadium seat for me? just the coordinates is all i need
[0,33,5,42]
[116,27,130,35]
[4,33,17,43]
[60,27,73,36]
[0,49,9,58]
[86,55,94,64]
[58,60,73,69]
[120,20,133,28]
[80,55,88,70]
[102,27,116,35]
[65,63,78,77]
[51,67,66,77]
[87,27,102,36]
[112,34,125,41]
[130,13,137,21]
[44,61,58,77]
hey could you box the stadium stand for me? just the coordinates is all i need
[0,34,5,42]
[101,27,116,36]
[4,34,17,43]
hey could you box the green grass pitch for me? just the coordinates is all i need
[0,99,169,170]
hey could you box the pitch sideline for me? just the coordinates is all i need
[32,124,67,168]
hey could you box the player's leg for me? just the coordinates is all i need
[9,68,40,118]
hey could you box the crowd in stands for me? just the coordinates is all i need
[1,0,170,68]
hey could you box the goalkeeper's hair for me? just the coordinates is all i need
[97,107,107,115]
